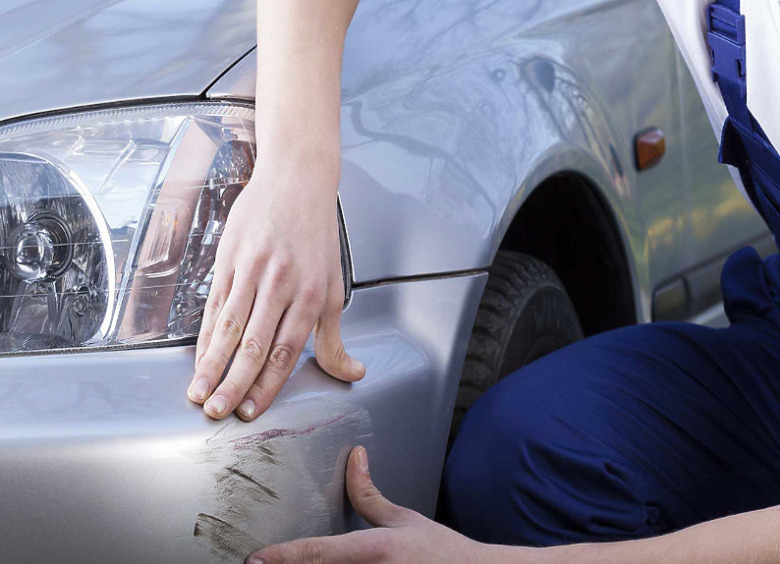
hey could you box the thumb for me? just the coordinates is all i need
[314,289,365,382]
[346,447,415,528]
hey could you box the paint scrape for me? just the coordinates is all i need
[193,403,373,563]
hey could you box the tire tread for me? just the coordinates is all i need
[451,251,582,436]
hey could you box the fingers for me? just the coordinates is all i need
[201,284,290,419]
[247,530,387,564]
[247,448,414,563]
[236,300,320,421]
[189,276,255,405]
[314,280,365,383]
[346,447,414,528]
[195,265,234,370]
[191,230,365,421]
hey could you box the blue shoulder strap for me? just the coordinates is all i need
[707,0,780,244]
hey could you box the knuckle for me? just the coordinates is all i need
[298,283,325,307]
[325,292,345,315]
[275,254,292,275]
[360,485,384,507]
[245,260,267,280]
[257,238,273,258]
[270,258,292,288]
[200,351,229,374]
[196,331,212,348]
[219,316,243,340]
[330,341,347,366]
[250,241,272,262]
[220,377,244,400]
[240,336,266,363]
[269,343,296,373]
[205,294,224,317]
[275,249,292,270]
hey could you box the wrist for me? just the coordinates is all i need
[252,103,340,178]
[255,81,341,139]
[247,131,341,201]
[256,109,339,161]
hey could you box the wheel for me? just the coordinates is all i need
[451,251,584,436]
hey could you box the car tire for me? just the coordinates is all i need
[451,251,583,436]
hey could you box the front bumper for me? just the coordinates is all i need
[0,273,486,563]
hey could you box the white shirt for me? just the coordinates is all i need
[655,0,780,203]
[655,0,780,149]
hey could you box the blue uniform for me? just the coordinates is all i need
[442,0,780,546]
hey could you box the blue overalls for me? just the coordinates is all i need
[441,0,780,546]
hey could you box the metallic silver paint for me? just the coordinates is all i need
[0,0,255,121]
[212,0,768,324]
[0,274,487,563]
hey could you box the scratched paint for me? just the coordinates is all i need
[193,513,258,562]
[192,401,373,563]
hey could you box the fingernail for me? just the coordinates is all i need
[205,394,228,416]
[247,558,265,564]
[356,447,369,474]
[351,358,366,376]
[188,378,210,401]
[237,399,256,420]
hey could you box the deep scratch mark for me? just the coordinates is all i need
[193,512,259,561]
[193,512,230,537]
[226,466,280,500]
[194,407,374,558]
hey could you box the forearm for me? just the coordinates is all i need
[189,1,363,422]
[501,506,780,564]
[255,0,358,180]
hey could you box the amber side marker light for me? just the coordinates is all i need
[634,127,666,171]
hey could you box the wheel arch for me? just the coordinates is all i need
[496,166,639,337]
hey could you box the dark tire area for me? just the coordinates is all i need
[451,251,583,436]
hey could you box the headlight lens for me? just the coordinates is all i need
[0,102,348,355]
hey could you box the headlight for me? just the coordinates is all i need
[0,102,351,354]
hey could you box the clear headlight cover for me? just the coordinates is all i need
[0,102,348,355]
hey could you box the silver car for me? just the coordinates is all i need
[0,1,770,562]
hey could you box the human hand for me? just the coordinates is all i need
[187,144,365,421]
[246,447,511,564]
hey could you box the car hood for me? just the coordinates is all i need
[0,0,256,123]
